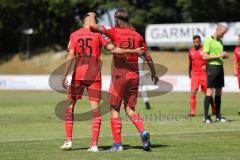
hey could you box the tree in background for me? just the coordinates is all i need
[177,0,240,22]
[0,0,102,54]
[0,0,240,56]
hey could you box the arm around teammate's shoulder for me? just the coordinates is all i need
[105,43,145,55]
[90,24,105,33]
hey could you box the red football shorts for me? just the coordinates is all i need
[108,76,139,109]
[191,73,207,93]
[68,80,101,102]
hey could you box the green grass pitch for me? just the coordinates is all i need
[0,91,239,160]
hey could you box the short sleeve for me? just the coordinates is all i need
[102,26,115,38]
[67,34,76,52]
[203,38,210,54]
[99,34,111,46]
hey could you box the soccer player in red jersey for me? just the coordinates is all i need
[60,12,144,152]
[91,9,158,151]
[188,35,216,116]
[233,34,240,89]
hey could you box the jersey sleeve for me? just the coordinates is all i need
[99,34,111,46]
[67,34,76,52]
[102,26,115,38]
[203,38,210,54]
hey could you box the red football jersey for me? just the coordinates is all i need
[189,47,206,74]
[68,28,109,81]
[234,46,240,67]
[102,26,147,79]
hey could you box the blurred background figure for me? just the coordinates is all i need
[233,34,240,115]
[188,35,216,116]
[202,24,230,123]
[233,34,240,89]
[139,56,152,109]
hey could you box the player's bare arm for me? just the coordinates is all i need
[189,59,192,78]
[90,24,105,34]
[233,54,238,76]
[142,52,159,85]
[62,49,75,89]
[105,43,144,56]
[202,51,230,60]
[86,12,105,33]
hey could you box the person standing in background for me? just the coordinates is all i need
[139,56,152,109]
[202,24,230,124]
[188,35,216,116]
[233,34,240,115]
[233,34,240,89]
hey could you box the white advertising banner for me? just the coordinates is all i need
[0,75,50,90]
[146,22,240,46]
[159,75,239,92]
[0,75,239,93]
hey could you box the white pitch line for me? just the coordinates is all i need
[0,129,239,143]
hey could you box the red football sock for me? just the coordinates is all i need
[190,95,196,114]
[64,107,74,141]
[130,113,145,133]
[91,111,102,146]
[111,117,122,144]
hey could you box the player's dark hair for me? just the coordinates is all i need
[193,35,201,41]
[82,13,89,21]
[82,12,98,23]
[114,9,134,29]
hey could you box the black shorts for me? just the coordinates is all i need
[206,64,224,88]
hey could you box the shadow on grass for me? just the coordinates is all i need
[122,144,169,151]
[71,144,169,151]
[226,119,240,122]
